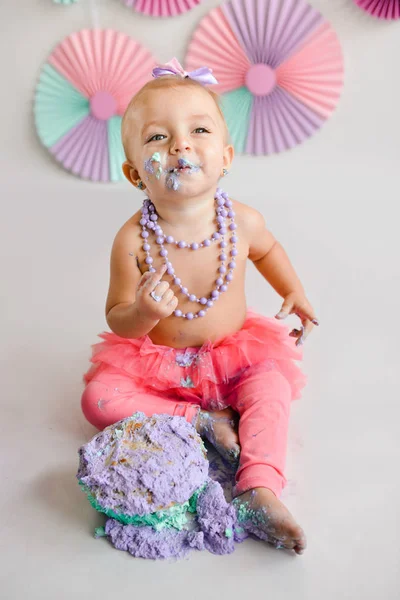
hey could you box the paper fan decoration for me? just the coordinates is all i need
[34,30,157,182]
[122,0,202,17]
[353,0,400,19]
[185,0,344,155]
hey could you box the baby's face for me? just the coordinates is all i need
[125,87,233,198]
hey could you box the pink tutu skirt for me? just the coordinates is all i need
[83,308,307,411]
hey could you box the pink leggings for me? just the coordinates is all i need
[81,363,292,498]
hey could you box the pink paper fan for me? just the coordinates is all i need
[353,0,400,19]
[122,0,202,17]
[34,29,157,182]
[185,0,344,155]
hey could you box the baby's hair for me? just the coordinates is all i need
[121,75,231,163]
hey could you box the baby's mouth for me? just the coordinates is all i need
[168,158,200,173]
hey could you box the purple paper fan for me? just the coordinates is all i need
[185,0,344,155]
[51,116,110,181]
[353,0,400,19]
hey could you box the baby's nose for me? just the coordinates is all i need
[171,138,191,153]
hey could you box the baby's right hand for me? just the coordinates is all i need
[134,263,179,321]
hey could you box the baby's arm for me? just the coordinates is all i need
[105,226,159,338]
[246,207,304,297]
[244,206,318,341]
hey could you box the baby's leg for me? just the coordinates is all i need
[81,366,200,430]
[228,368,306,554]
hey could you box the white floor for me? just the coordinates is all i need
[2,1,400,598]
[2,296,399,600]
[2,208,400,600]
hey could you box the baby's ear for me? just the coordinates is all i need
[122,161,138,186]
[223,144,235,171]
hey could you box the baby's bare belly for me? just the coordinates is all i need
[149,290,248,348]
[137,232,249,349]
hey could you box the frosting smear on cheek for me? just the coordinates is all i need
[144,152,163,180]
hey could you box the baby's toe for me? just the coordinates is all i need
[220,443,241,466]
[268,522,306,552]
[293,532,307,555]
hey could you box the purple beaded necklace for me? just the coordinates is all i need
[140,187,238,320]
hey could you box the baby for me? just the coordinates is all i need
[81,58,319,555]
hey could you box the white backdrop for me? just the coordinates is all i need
[1,1,399,599]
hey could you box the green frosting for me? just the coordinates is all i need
[224,528,233,538]
[79,480,208,532]
[150,152,163,179]
[232,499,266,527]
[94,527,107,538]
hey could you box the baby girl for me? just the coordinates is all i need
[81,58,319,555]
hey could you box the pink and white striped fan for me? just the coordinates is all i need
[185,0,344,155]
[353,0,400,19]
[34,30,157,182]
[122,0,202,17]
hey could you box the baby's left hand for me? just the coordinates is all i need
[274,292,319,346]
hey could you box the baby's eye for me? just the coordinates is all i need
[147,134,166,143]
[194,127,210,134]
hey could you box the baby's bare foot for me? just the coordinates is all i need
[195,408,240,466]
[233,487,307,555]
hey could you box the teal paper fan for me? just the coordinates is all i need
[34,29,157,182]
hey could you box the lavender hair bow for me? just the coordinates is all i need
[152,57,218,86]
